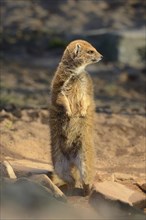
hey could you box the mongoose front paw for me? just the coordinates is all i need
[66,110,72,117]
[80,109,87,117]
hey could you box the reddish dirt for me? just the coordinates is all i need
[1,109,145,185]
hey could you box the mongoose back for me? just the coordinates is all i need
[49,39,102,194]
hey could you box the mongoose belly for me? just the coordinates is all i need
[50,91,94,159]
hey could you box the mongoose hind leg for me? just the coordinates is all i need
[53,153,75,188]
[75,150,95,196]
[81,169,93,196]
[53,172,75,196]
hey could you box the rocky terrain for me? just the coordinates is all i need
[1,0,146,219]
[1,108,146,219]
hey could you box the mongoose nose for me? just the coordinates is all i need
[101,55,103,59]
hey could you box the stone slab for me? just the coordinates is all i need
[90,181,146,209]
[3,157,53,177]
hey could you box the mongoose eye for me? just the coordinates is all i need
[87,50,94,54]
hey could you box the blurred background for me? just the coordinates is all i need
[1,0,146,115]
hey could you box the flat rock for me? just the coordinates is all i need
[1,161,17,179]
[89,181,146,219]
[1,177,80,220]
[112,172,137,181]
[136,180,146,193]
[29,174,67,202]
[4,157,53,177]
[90,181,146,209]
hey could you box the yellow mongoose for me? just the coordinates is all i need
[49,40,102,194]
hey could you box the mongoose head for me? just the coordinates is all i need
[62,40,103,72]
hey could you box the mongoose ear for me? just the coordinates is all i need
[74,43,81,56]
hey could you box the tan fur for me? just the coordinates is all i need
[49,40,102,194]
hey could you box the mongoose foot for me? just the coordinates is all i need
[82,183,91,196]
[66,180,75,196]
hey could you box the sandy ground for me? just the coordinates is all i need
[1,109,145,180]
